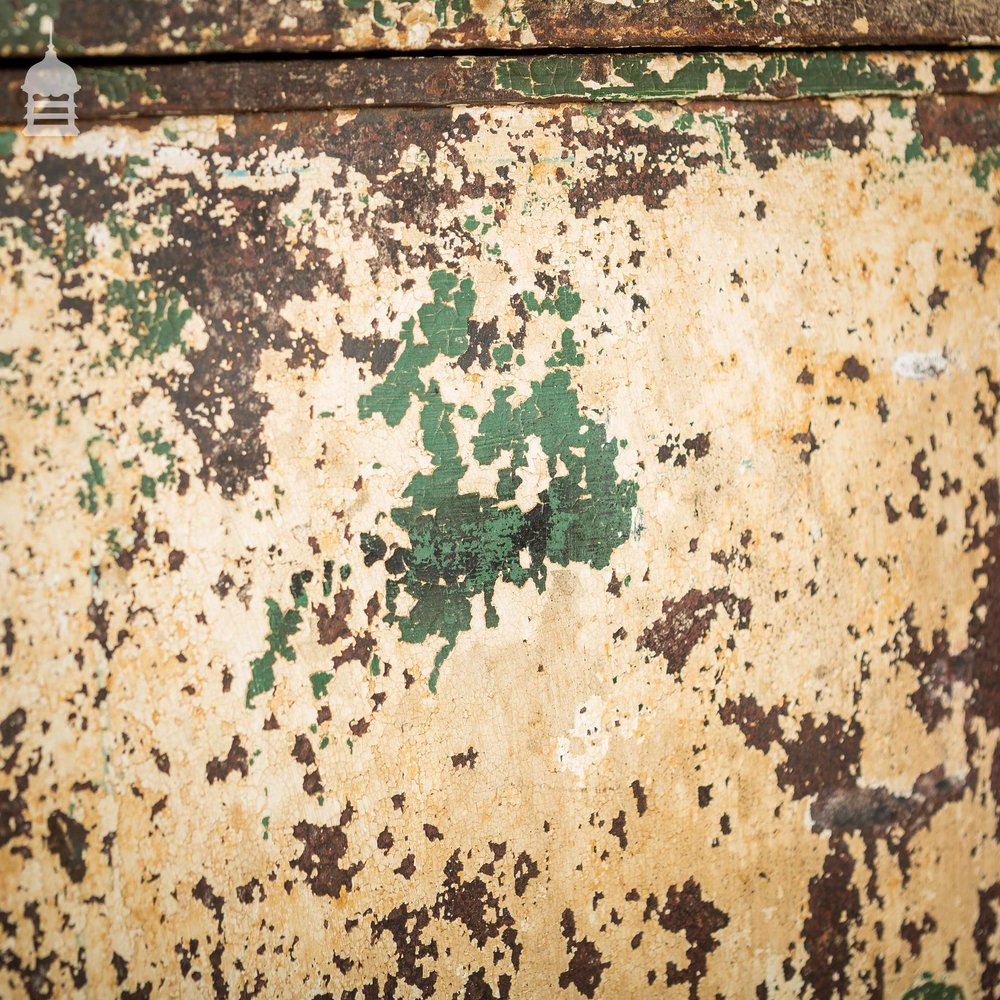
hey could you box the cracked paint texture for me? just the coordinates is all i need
[0,77,999,999]
[1,0,998,55]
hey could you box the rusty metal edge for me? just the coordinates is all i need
[2,0,1000,59]
[1,50,998,126]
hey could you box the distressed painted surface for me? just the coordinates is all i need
[2,50,999,125]
[0,68,999,1000]
[1,0,1000,56]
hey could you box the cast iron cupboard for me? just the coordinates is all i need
[1,3,999,997]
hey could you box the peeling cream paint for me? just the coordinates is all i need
[0,74,997,999]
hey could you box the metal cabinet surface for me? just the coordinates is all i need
[1,3,999,998]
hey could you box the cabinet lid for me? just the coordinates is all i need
[2,49,998,124]
[2,0,999,57]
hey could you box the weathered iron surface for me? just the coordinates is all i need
[1,0,999,57]
[1,55,999,1000]
[1,50,999,124]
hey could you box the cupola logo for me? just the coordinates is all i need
[22,17,80,137]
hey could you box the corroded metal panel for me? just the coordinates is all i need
[1,50,999,124]
[1,0,999,57]
[0,64,999,999]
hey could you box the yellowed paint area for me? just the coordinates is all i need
[0,93,998,999]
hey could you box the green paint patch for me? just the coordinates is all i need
[107,210,140,257]
[462,206,495,238]
[972,147,1000,190]
[901,975,964,1000]
[105,528,122,558]
[88,67,163,105]
[360,271,476,428]
[889,99,909,120]
[0,132,15,158]
[545,328,584,368]
[246,581,307,708]
[522,285,582,321]
[495,51,928,103]
[434,0,470,27]
[77,438,109,515]
[905,134,926,164]
[371,1,394,27]
[674,110,695,133]
[246,563,383,706]
[360,533,386,567]
[63,215,88,269]
[124,155,149,182]
[136,426,178,500]
[804,143,833,161]
[15,214,90,273]
[78,423,182,521]
[0,0,61,52]
[492,343,513,366]
[359,271,637,690]
[781,52,911,96]
[700,113,733,172]
[106,279,192,360]
[291,570,313,605]
[310,671,333,699]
